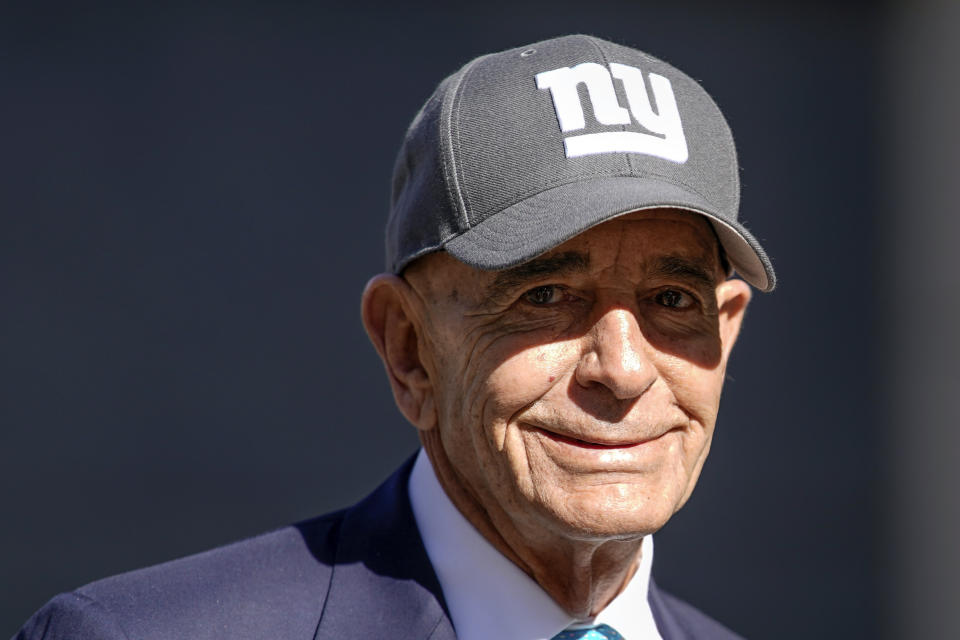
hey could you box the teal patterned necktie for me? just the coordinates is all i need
[552,624,625,640]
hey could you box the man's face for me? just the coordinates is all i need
[406,209,749,542]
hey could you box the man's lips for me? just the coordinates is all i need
[530,425,672,449]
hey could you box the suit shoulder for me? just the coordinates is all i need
[16,512,344,640]
[13,592,131,640]
[656,588,745,640]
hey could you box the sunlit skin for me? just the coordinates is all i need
[361,209,751,619]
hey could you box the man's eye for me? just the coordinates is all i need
[523,285,564,306]
[655,289,694,309]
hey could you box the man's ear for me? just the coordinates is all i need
[361,274,437,431]
[716,278,752,362]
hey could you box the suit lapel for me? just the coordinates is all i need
[649,578,687,640]
[314,456,456,640]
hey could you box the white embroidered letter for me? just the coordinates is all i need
[537,62,688,164]
[608,63,688,163]
[535,62,630,132]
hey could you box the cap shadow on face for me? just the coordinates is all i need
[416,212,730,423]
[363,210,751,547]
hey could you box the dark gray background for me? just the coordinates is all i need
[0,1,924,637]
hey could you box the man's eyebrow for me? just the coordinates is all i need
[486,251,590,298]
[651,255,720,288]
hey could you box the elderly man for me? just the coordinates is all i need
[15,35,774,640]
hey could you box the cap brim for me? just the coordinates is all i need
[443,176,776,291]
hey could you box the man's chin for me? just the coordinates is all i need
[536,486,682,541]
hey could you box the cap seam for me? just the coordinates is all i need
[450,63,476,230]
[584,36,636,177]
[441,67,469,230]
[442,55,490,232]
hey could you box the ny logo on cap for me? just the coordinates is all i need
[535,62,688,163]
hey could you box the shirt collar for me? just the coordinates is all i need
[408,449,661,640]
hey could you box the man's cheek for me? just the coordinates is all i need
[484,346,570,404]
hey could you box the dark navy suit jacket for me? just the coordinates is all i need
[14,458,742,639]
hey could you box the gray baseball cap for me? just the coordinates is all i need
[386,34,776,291]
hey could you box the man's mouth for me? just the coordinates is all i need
[532,426,664,449]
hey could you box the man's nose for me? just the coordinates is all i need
[574,307,656,400]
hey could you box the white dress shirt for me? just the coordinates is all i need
[408,449,663,640]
